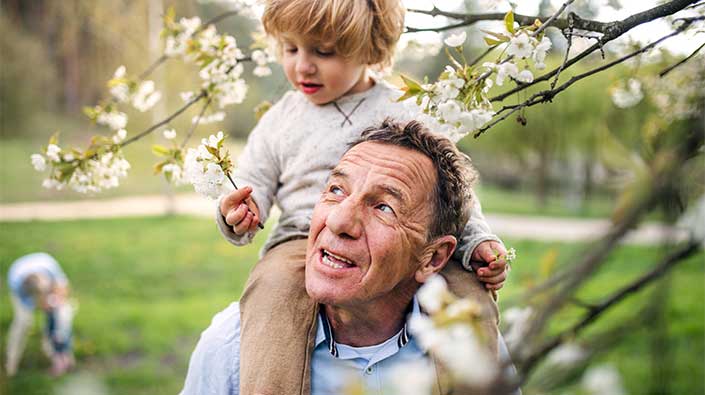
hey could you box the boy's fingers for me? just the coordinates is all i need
[247,214,261,232]
[234,211,254,235]
[481,271,507,285]
[486,282,505,291]
[478,266,504,277]
[220,187,253,216]
[225,204,248,227]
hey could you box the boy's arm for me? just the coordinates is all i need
[216,101,284,246]
[453,190,505,270]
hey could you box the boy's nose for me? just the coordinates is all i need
[296,55,316,75]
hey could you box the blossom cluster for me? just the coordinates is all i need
[162,10,274,112]
[409,276,498,387]
[399,11,553,141]
[152,129,187,185]
[31,131,131,193]
[183,131,234,199]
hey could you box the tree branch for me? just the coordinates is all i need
[180,96,213,149]
[120,91,207,148]
[488,0,698,103]
[659,42,705,77]
[520,240,701,375]
[532,0,576,37]
[475,25,689,138]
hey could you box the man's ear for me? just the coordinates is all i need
[415,235,457,283]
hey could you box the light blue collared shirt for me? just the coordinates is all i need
[180,299,518,395]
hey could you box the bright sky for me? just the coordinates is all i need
[402,0,702,55]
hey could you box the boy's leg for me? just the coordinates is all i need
[239,238,318,395]
[6,294,34,376]
[439,258,500,357]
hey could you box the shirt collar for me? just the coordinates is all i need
[314,296,420,358]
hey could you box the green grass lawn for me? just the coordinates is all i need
[0,216,702,394]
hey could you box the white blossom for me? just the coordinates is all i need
[63,153,75,162]
[611,78,643,108]
[417,275,448,314]
[184,149,230,200]
[162,163,185,184]
[516,69,534,83]
[31,154,47,171]
[388,360,434,395]
[43,178,64,190]
[46,144,61,162]
[97,111,128,131]
[505,247,517,262]
[112,129,127,144]
[180,91,196,103]
[547,342,587,367]
[214,78,248,108]
[113,65,126,78]
[495,62,519,86]
[507,33,534,59]
[503,306,533,352]
[253,65,272,77]
[532,36,552,69]
[132,80,162,112]
[437,100,463,123]
[163,129,177,140]
[435,76,464,101]
[444,31,467,47]
[582,364,625,395]
[397,36,443,61]
[196,111,226,124]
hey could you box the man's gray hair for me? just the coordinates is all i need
[349,119,477,239]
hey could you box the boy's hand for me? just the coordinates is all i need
[470,241,509,291]
[220,186,261,235]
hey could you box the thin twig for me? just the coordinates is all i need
[120,91,207,148]
[181,97,213,149]
[468,45,498,67]
[551,16,575,89]
[659,42,705,77]
[532,0,576,37]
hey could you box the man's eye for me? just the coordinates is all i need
[330,186,344,196]
[377,204,395,214]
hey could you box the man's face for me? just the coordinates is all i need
[305,142,438,307]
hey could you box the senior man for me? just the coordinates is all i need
[181,120,515,395]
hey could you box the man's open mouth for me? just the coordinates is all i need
[321,249,355,269]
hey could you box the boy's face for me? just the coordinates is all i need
[280,33,372,105]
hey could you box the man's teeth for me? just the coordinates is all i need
[322,250,353,269]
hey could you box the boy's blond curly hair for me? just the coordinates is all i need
[262,0,405,68]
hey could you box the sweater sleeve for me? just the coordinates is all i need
[216,94,289,246]
[453,190,504,271]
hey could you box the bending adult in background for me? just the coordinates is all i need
[6,252,75,377]
[182,120,517,395]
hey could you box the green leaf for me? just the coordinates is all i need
[153,160,169,175]
[205,145,219,157]
[481,30,510,42]
[505,10,515,34]
[484,37,503,46]
[152,144,170,157]
[396,90,419,103]
[399,74,423,93]
[48,132,59,146]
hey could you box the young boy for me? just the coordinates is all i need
[215,0,509,393]
[6,252,75,377]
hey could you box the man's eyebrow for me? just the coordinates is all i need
[329,169,348,180]
[379,184,405,203]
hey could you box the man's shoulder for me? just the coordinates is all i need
[180,302,241,395]
[198,301,241,350]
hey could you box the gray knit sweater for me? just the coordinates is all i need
[216,80,501,270]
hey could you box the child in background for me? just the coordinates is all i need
[6,252,75,377]
[216,1,510,393]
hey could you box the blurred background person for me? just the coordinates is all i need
[6,252,76,377]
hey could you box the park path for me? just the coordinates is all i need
[0,193,690,245]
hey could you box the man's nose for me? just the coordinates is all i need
[296,53,316,75]
[325,199,362,240]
